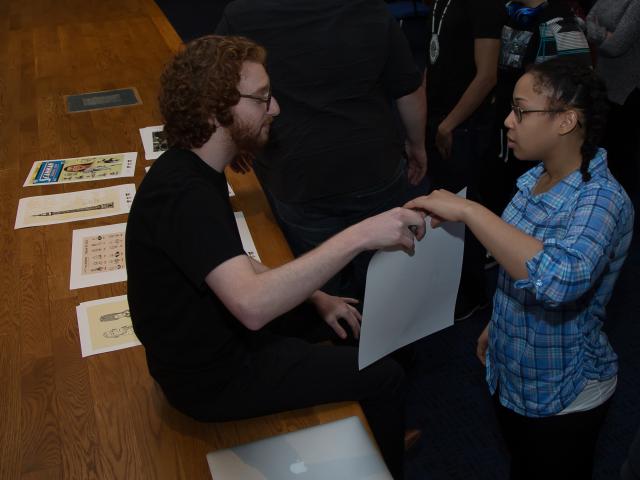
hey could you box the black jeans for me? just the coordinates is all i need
[165,304,407,479]
[493,394,611,480]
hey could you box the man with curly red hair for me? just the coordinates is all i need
[125,35,425,479]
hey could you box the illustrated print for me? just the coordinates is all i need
[76,295,141,357]
[81,232,126,275]
[103,325,135,339]
[99,309,131,322]
[152,130,168,153]
[24,153,136,186]
[32,202,115,217]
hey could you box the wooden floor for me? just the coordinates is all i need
[0,1,367,478]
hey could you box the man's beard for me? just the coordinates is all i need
[229,118,270,171]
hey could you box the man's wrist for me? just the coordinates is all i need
[339,223,370,256]
[309,290,325,305]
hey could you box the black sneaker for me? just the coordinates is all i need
[454,295,490,321]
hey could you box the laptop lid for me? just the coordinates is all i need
[206,416,392,479]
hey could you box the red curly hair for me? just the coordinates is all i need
[159,35,267,150]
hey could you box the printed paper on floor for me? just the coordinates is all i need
[23,152,136,186]
[15,184,135,229]
[70,223,127,289]
[76,295,141,357]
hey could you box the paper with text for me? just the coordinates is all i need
[70,223,127,289]
[23,152,136,186]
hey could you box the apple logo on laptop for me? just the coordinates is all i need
[289,459,308,475]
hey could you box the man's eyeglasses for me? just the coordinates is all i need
[239,89,272,112]
[510,102,567,123]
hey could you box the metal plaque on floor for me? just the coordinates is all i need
[65,87,142,113]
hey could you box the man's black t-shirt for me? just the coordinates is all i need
[426,0,505,118]
[216,0,422,203]
[125,149,248,402]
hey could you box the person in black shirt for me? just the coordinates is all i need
[125,35,426,479]
[425,0,505,320]
[215,0,427,300]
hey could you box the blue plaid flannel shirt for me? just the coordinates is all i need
[486,148,634,417]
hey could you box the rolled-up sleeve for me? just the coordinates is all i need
[514,186,624,306]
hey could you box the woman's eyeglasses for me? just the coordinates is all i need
[510,102,567,123]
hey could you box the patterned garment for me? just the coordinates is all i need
[500,25,534,69]
[499,15,591,71]
[536,16,591,64]
[486,148,635,417]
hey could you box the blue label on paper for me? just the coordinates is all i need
[33,160,64,184]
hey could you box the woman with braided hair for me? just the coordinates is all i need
[405,57,634,480]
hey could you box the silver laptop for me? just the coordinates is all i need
[206,416,393,479]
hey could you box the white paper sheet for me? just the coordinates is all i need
[15,184,135,229]
[70,223,127,289]
[139,125,167,160]
[23,152,137,186]
[358,190,467,370]
[76,295,141,357]
[234,212,260,262]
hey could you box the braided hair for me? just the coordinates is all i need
[527,58,609,182]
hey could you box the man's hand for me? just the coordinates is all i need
[435,122,453,159]
[476,322,490,366]
[311,291,361,340]
[350,207,426,255]
[405,140,427,185]
[404,190,473,228]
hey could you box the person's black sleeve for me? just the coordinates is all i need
[470,0,507,39]
[156,181,245,289]
[381,13,422,99]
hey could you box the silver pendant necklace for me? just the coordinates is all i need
[429,0,454,65]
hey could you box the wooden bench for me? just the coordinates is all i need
[0,0,371,478]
